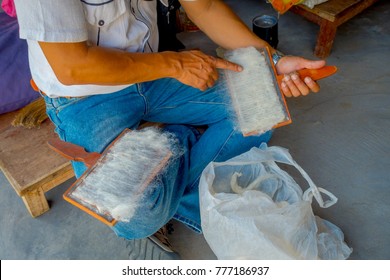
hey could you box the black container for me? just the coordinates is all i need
[252,15,279,49]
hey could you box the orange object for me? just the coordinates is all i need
[265,46,337,130]
[269,0,305,14]
[264,49,338,87]
[283,65,338,84]
[48,138,101,169]
[30,79,39,92]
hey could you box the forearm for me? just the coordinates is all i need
[179,0,325,97]
[39,42,179,86]
[39,41,241,91]
[181,0,274,52]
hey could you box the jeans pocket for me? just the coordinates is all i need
[43,95,88,138]
[49,96,87,113]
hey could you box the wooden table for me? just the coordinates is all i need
[290,0,379,58]
[0,111,74,217]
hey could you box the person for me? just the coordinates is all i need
[13,0,326,259]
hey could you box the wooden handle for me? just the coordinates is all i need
[47,138,101,168]
[276,65,338,84]
[297,65,338,80]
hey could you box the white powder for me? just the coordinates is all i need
[224,46,288,135]
[70,128,177,222]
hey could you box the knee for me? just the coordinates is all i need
[111,173,181,239]
[111,191,171,239]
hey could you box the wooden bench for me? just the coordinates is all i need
[290,0,379,58]
[0,110,74,217]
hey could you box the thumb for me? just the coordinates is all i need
[299,58,326,70]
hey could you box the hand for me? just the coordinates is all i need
[170,50,242,91]
[276,56,326,97]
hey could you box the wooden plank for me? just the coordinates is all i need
[302,0,362,22]
[40,166,75,193]
[333,0,379,26]
[290,0,379,58]
[20,163,75,196]
[0,111,17,133]
[290,5,326,25]
[20,165,74,217]
[315,20,338,58]
[21,187,50,217]
[293,0,379,25]
[0,118,73,195]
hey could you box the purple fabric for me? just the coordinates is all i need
[0,12,39,114]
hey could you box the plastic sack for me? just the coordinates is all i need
[199,143,352,259]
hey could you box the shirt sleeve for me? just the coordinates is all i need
[13,0,88,42]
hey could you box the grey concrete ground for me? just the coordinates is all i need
[1,0,389,260]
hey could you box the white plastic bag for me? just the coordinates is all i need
[199,143,352,260]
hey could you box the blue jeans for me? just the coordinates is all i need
[43,77,272,238]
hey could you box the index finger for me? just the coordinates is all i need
[214,57,243,72]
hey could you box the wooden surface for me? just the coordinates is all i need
[0,111,16,133]
[297,0,362,22]
[0,110,74,217]
[290,0,379,57]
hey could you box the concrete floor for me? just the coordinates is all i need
[1,0,389,260]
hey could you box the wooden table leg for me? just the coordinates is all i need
[315,20,338,58]
[21,187,50,217]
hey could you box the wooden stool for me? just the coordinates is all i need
[290,0,379,58]
[0,111,74,217]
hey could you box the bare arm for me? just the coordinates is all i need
[180,0,271,51]
[39,41,177,86]
[38,41,241,91]
[180,0,326,96]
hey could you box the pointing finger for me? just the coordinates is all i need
[214,57,243,72]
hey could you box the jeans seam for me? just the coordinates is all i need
[189,127,234,190]
[41,94,68,141]
[173,213,202,233]
[137,83,149,115]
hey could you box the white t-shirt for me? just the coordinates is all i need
[14,0,159,97]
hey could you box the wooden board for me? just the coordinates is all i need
[0,111,17,133]
[290,0,379,57]
[298,0,362,22]
[0,113,73,196]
